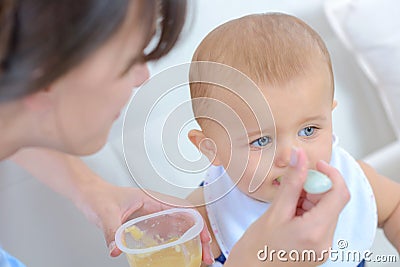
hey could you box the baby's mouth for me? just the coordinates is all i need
[273,176,282,186]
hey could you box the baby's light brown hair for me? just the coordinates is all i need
[189,13,334,128]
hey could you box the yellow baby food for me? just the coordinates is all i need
[126,238,201,267]
[125,225,144,240]
[123,226,201,267]
[123,225,201,267]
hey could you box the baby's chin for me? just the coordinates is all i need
[246,187,278,203]
[236,179,279,203]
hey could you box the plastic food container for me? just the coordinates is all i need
[115,208,203,267]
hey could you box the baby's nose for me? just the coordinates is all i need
[274,144,292,168]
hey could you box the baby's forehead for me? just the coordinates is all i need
[191,13,334,99]
[203,60,332,100]
[192,66,333,131]
[193,85,274,130]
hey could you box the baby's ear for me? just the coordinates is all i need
[188,129,221,166]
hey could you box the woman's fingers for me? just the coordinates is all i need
[296,160,350,245]
[313,160,350,219]
[302,198,316,211]
[200,224,215,265]
[271,147,308,221]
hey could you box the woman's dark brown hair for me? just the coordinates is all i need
[0,0,187,102]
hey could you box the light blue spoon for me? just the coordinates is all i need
[303,170,332,194]
[276,170,332,194]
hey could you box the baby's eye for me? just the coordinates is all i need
[250,136,272,147]
[298,126,317,137]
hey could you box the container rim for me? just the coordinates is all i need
[115,208,204,255]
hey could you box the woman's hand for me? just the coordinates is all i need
[11,148,214,265]
[226,148,350,267]
[76,180,214,265]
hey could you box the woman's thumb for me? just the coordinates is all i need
[271,147,308,220]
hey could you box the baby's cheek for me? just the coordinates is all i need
[308,150,331,169]
[234,165,277,202]
[305,137,332,167]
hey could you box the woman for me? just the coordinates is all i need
[0,1,349,266]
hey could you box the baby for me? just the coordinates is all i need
[187,13,400,266]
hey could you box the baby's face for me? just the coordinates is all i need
[202,62,334,202]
